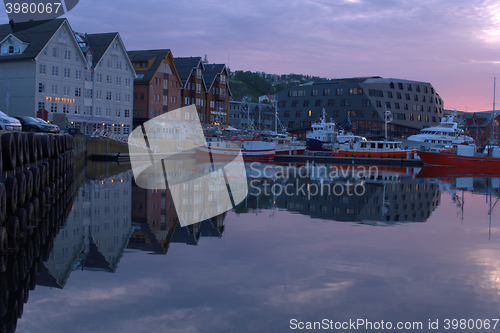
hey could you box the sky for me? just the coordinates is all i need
[2,0,500,112]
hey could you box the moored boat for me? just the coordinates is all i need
[197,136,276,161]
[417,145,500,168]
[331,140,417,159]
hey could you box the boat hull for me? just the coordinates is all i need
[417,151,500,168]
[417,166,500,178]
[306,138,329,151]
[196,145,275,161]
[332,150,415,159]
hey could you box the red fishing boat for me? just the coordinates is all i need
[417,145,500,169]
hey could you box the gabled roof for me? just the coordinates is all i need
[173,56,204,87]
[202,63,225,89]
[86,32,117,65]
[127,49,181,84]
[0,18,66,61]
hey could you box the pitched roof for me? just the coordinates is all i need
[173,56,203,86]
[202,63,225,89]
[0,18,65,61]
[86,32,118,66]
[128,49,172,83]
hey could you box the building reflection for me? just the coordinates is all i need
[240,164,442,224]
[37,169,133,288]
[128,180,227,254]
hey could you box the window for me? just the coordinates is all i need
[291,100,298,107]
[409,113,414,121]
[368,89,383,97]
[387,91,393,98]
[85,89,92,99]
[308,110,313,117]
[405,93,410,100]
[404,103,408,110]
[311,89,317,96]
[38,102,45,110]
[390,82,395,89]
[303,100,310,107]
[39,64,46,75]
[106,75,112,84]
[284,111,290,117]
[75,88,81,97]
[117,61,122,70]
[422,96,426,102]
[94,107,100,116]
[395,102,400,109]
[385,101,391,109]
[323,88,331,96]
[38,83,45,93]
[335,88,343,95]
[62,104,69,113]
[288,121,295,128]
[315,99,322,106]
[52,66,59,77]
[416,85,420,92]
[397,92,402,99]
[125,78,130,87]
[105,107,111,117]
[115,108,121,117]
[95,90,102,100]
[295,110,302,117]
[116,77,121,86]
[376,100,382,107]
[124,109,130,118]
[398,82,403,89]
[51,103,57,112]
[407,84,412,91]
[125,93,130,103]
[63,86,70,96]
[349,88,362,95]
[63,68,70,78]
[107,59,112,68]
[341,99,351,106]
[362,99,370,107]
[75,70,82,80]
[425,115,429,122]
[278,101,286,107]
[51,84,58,95]
[106,92,112,100]
[64,50,71,60]
[327,99,334,107]
[52,47,59,58]
[414,94,418,101]
[371,111,378,118]
[417,115,422,121]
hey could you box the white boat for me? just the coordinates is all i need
[306,109,337,151]
[197,136,276,160]
[403,109,475,149]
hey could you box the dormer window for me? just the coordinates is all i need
[1,45,20,54]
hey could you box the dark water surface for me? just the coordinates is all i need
[13,162,500,333]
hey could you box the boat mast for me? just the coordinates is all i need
[275,99,278,134]
[492,77,497,146]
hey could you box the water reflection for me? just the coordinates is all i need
[240,164,442,224]
[3,161,500,333]
[128,180,226,254]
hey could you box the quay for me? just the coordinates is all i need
[0,131,76,278]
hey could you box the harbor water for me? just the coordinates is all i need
[7,161,500,333]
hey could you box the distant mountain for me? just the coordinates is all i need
[228,70,328,102]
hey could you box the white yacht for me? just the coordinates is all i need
[403,110,475,149]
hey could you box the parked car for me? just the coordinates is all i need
[35,118,60,133]
[14,116,60,133]
[0,111,22,131]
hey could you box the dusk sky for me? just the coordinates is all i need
[3,0,500,111]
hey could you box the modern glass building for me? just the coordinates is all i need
[275,76,445,139]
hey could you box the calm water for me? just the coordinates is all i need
[9,162,500,333]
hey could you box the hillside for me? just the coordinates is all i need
[228,70,328,102]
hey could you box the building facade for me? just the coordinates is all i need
[0,19,87,118]
[275,76,445,139]
[174,57,207,123]
[203,64,231,125]
[229,101,277,131]
[128,49,182,129]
